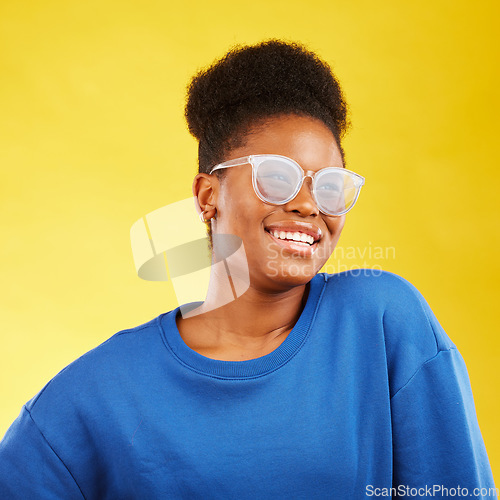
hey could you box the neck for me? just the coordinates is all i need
[177,264,309,359]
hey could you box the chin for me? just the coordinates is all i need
[262,258,321,288]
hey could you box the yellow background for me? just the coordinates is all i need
[1,0,498,482]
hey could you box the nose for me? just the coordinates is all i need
[282,178,319,217]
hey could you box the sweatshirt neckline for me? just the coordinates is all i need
[158,273,326,379]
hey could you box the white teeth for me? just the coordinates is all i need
[268,229,316,246]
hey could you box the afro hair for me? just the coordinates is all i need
[185,39,350,174]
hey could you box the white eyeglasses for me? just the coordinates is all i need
[210,154,365,216]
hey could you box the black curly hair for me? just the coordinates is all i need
[185,39,350,175]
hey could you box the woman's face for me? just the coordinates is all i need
[211,114,346,292]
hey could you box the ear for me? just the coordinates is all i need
[192,173,218,219]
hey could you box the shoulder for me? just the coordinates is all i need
[25,313,167,417]
[318,269,456,396]
[320,268,453,346]
[320,268,436,312]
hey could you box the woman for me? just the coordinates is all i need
[0,40,496,499]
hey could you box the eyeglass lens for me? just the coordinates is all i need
[254,157,358,215]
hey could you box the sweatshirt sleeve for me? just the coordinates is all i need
[0,406,84,499]
[391,347,497,498]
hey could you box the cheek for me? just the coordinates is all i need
[312,217,344,270]
[326,216,346,244]
[217,179,266,232]
[222,171,265,209]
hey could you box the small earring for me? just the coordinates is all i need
[199,208,217,223]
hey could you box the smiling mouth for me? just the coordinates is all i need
[267,229,316,246]
[263,226,322,256]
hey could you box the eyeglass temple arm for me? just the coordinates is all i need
[209,156,252,175]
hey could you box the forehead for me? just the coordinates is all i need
[227,114,343,170]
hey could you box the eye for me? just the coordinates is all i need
[261,172,293,185]
[317,183,341,193]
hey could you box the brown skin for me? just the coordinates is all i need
[177,114,346,361]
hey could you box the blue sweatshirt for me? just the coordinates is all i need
[0,270,496,499]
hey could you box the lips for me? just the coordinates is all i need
[264,221,322,243]
[269,229,315,245]
[264,221,322,256]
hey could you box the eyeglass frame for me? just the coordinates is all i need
[209,154,365,216]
